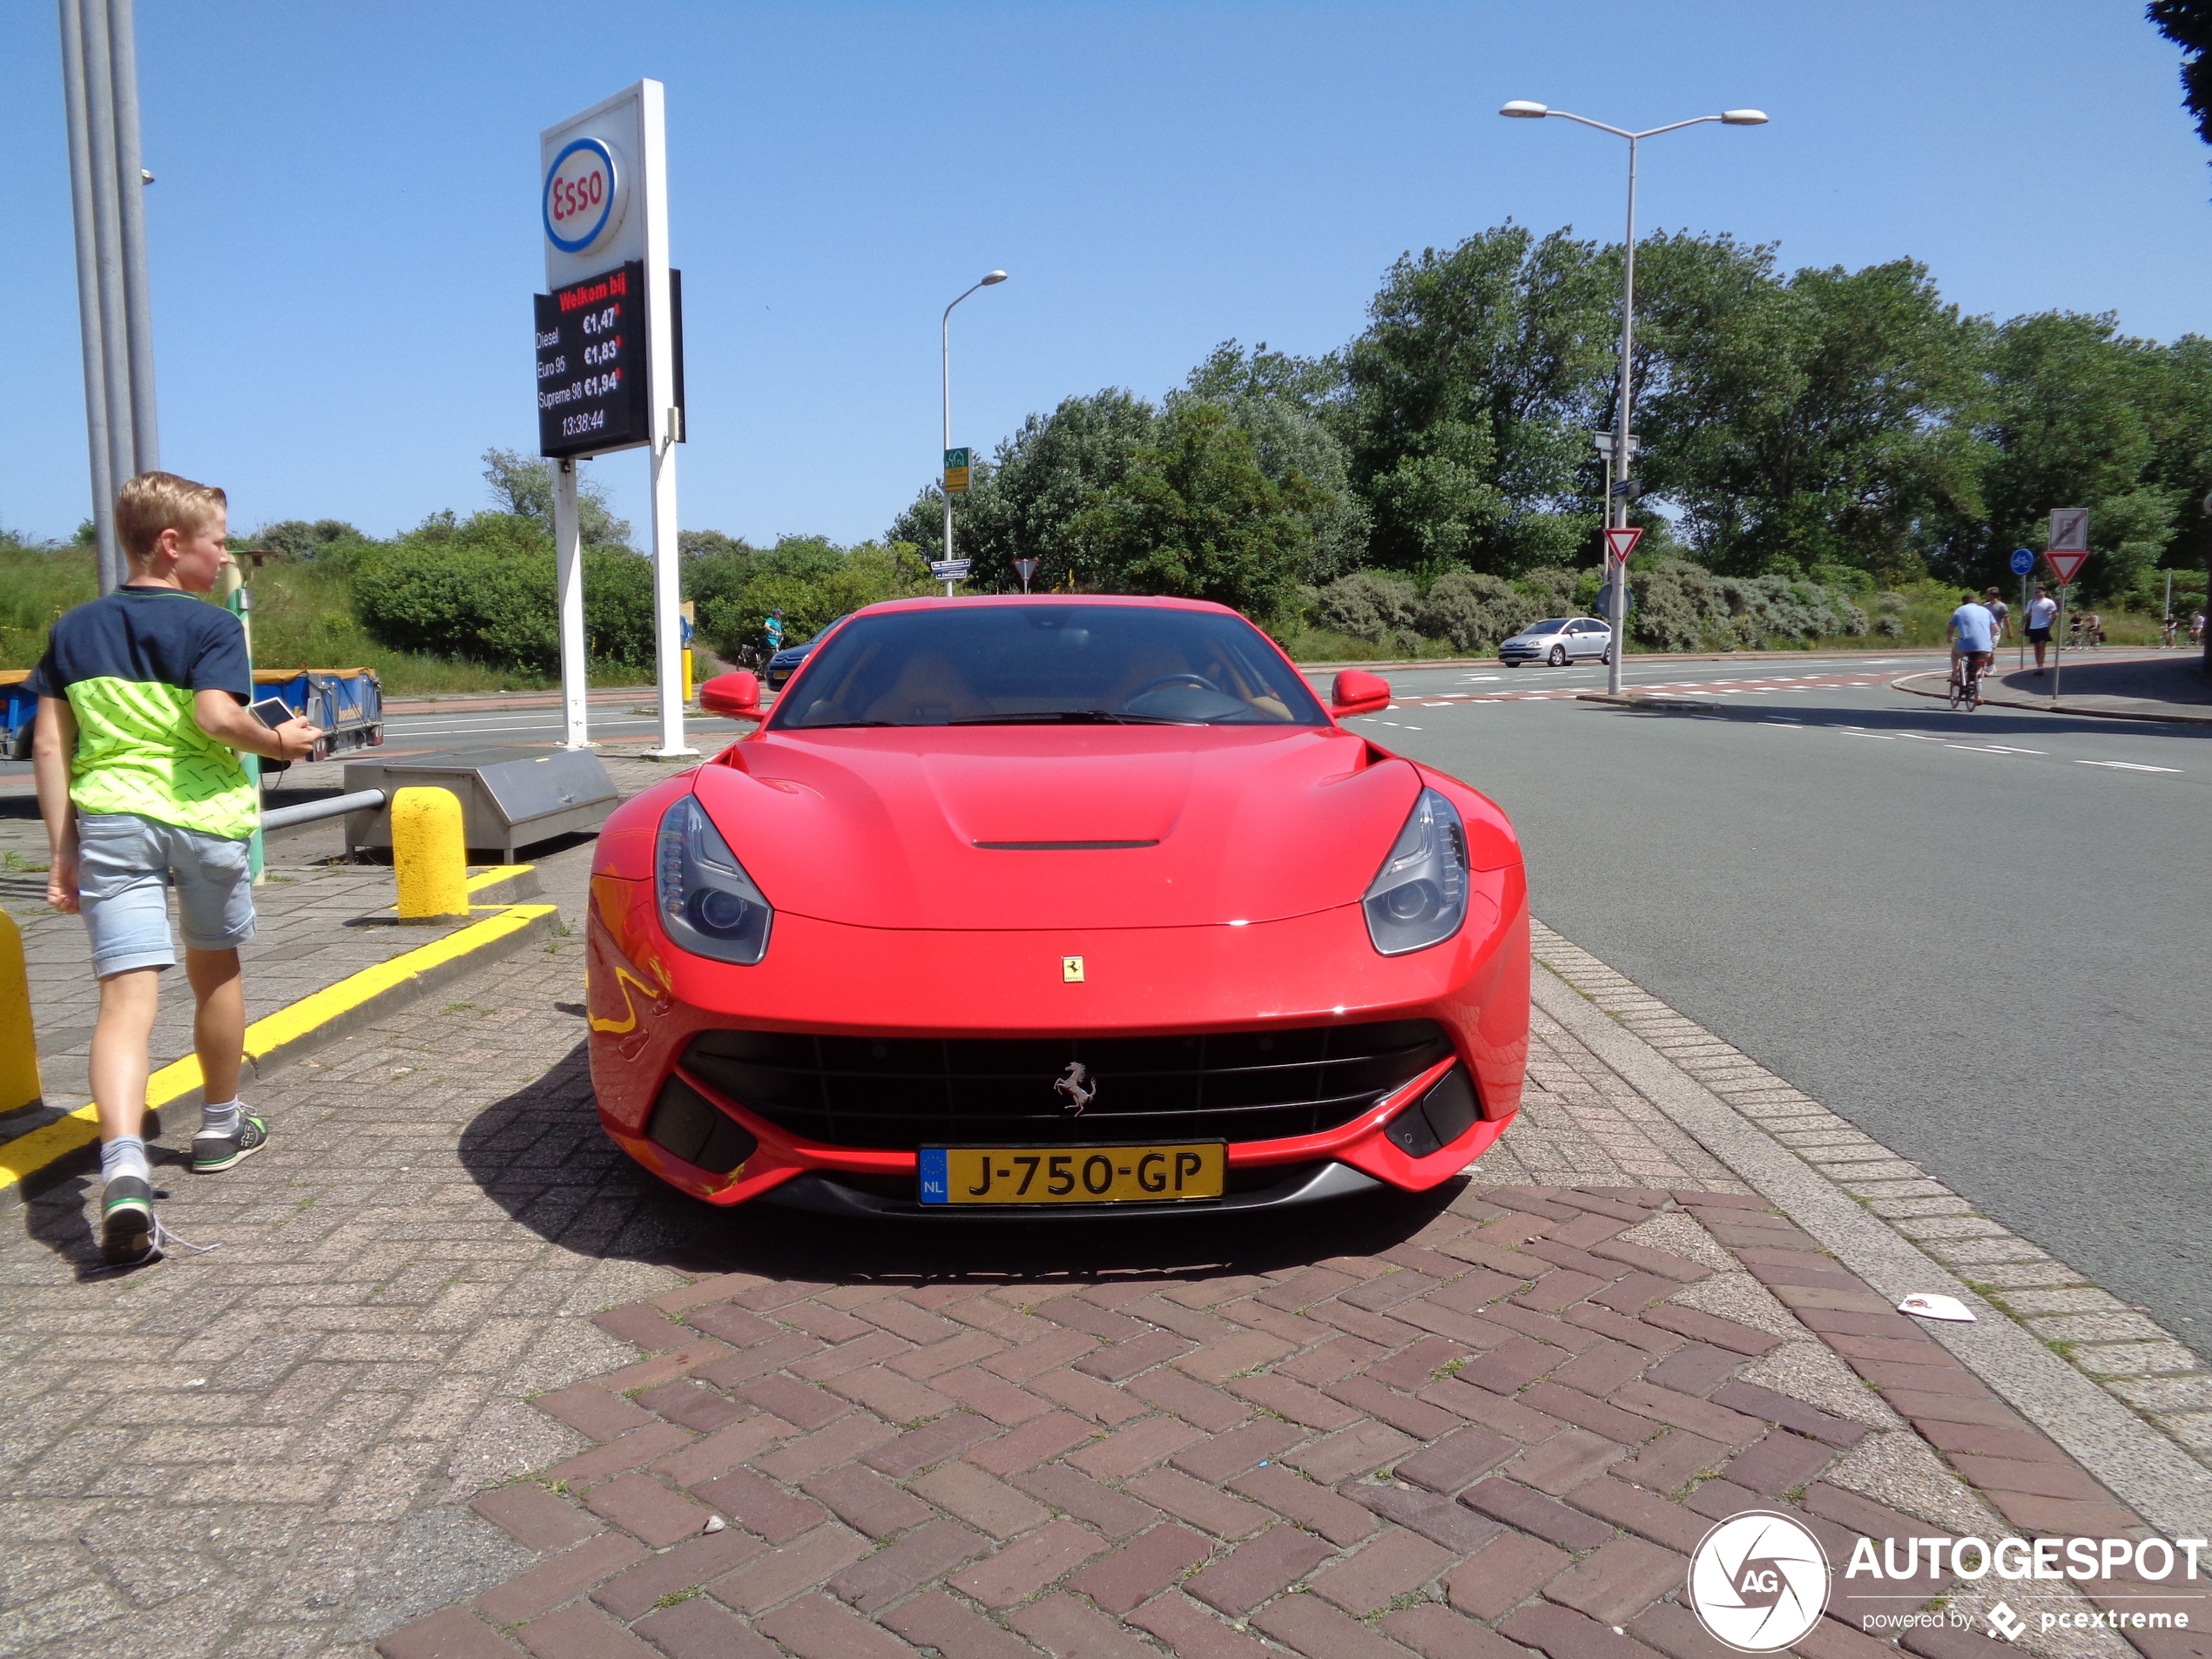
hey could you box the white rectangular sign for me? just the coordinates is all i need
[2048,508,2089,553]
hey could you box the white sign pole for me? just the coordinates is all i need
[541,80,691,757]
[554,459,590,748]
[637,81,691,757]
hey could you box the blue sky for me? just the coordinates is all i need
[3,2,2208,550]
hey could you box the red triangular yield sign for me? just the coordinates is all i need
[1604,527,1642,563]
[2046,550,2089,585]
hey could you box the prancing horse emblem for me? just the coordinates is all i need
[1054,1062,1096,1116]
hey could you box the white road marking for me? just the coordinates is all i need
[1977,745,2046,755]
[2077,760,2182,773]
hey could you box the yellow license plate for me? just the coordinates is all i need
[919,1143,1225,1206]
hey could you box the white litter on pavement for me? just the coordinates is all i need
[1898,1293,1976,1323]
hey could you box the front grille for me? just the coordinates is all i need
[680,1020,1456,1150]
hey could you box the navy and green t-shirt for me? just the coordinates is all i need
[26,585,257,840]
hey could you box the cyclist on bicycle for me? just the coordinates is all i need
[1948,591,1995,706]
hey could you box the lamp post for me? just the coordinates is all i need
[941,269,1008,597]
[1501,100,1766,695]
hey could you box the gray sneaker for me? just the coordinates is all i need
[192,1114,268,1174]
[101,1175,157,1267]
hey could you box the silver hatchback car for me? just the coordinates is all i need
[1500,617,1614,666]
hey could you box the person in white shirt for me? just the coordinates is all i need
[2024,585,2059,672]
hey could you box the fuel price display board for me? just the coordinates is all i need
[536,261,648,458]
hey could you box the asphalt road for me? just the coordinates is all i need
[1321,650,2211,1357]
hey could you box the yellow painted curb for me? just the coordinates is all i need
[0,901,559,1195]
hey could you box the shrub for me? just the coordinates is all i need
[1415,570,1520,651]
[353,512,656,672]
[1514,566,1581,622]
[1873,592,1907,637]
[1317,570,1417,643]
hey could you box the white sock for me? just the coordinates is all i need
[200,1098,241,1137]
[101,1136,150,1185]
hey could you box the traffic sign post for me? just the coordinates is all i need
[1603,526,1642,566]
[536,82,691,756]
[2011,546,2034,669]
[1014,557,1040,594]
[943,448,971,495]
[2045,509,2089,705]
[929,560,972,583]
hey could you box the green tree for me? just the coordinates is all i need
[1071,401,1314,617]
[480,447,633,550]
[887,389,1158,590]
[1175,341,1371,581]
[1976,312,2178,600]
[2149,2,2212,161]
[1634,237,1989,583]
[1336,225,1615,574]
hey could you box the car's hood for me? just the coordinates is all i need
[690,725,1467,931]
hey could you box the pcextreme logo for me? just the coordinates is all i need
[1688,1512,1831,1652]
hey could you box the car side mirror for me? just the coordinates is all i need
[1331,669,1391,718]
[699,671,766,723]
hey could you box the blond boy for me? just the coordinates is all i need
[30,473,320,1268]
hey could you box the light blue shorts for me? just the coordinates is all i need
[77,813,256,977]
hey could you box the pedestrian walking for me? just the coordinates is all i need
[2192,610,2206,646]
[765,609,786,657]
[1982,586,2009,648]
[2024,584,2058,672]
[29,472,321,1268]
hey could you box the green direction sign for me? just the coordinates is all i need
[942,447,973,496]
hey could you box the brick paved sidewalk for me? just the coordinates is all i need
[0,885,2196,1659]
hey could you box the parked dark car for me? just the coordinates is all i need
[765,616,850,690]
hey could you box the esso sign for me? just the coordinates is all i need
[543,137,627,256]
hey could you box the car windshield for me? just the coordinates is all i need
[1521,619,1568,636]
[769,604,1329,729]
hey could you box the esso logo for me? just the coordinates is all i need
[543,138,625,255]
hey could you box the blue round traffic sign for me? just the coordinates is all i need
[2010,547,2035,576]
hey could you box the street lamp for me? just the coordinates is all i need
[1501,100,1766,694]
[941,269,1008,597]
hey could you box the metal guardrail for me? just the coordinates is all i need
[260,788,385,833]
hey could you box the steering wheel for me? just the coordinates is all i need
[1123,672,1224,705]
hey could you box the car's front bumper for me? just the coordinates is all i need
[584,873,1529,1213]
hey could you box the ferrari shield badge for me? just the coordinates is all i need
[1062,955,1085,982]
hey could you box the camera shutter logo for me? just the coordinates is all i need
[1687,1512,1830,1652]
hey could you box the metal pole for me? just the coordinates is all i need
[58,0,118,593]
[554,459,590,749]
[941,299,955,598]
[106,0,158,473]
[1607,135,1638,698]
[2051,583,2067,705]
[78,0,137,523]
[2019,570,2027,672]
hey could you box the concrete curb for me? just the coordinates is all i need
[1528,960,2212,1537]
[1892,670,2212,726]
[0,884,559,1207]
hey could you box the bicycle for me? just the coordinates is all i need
[1947,651,1986,711]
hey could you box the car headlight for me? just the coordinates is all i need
[656,793,772,965]
[1363,787,1469,955]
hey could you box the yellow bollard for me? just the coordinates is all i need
[392,786,470,923]
[0,909,39,1111]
